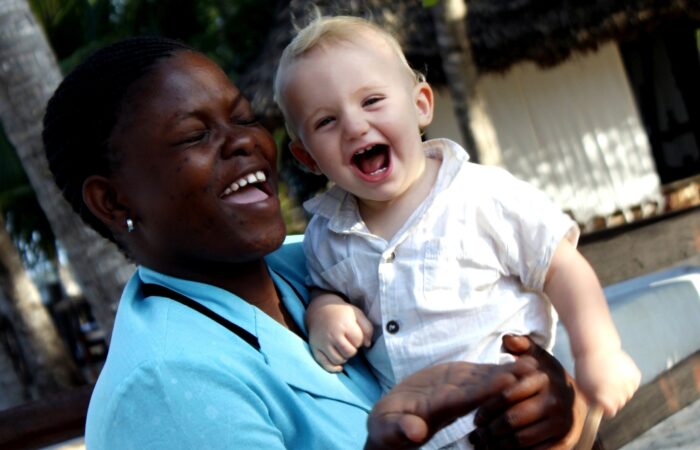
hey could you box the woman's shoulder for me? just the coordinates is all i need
[85,347,276,448]
[266,238,308,278]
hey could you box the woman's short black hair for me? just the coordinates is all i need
[43,36,192,244]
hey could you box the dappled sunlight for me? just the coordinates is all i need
[471,42,663,226]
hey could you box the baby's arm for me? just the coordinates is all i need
[305,289,374,372]
[544,239,641,417]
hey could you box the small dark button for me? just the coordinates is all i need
[386,320,400,334]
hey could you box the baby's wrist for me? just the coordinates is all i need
[575,344,622,361]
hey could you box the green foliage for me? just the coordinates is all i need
[29,0,278,77]
[3,0,294,267]
[422,0,440,7]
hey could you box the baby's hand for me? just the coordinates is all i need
[575,348,641,417]
[306,293,374,372]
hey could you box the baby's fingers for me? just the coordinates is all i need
[601,371,641,417]
[355,311,374,348]
[335,335,361,360]
[312,346,345,373]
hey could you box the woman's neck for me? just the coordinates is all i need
[150,257,301,333]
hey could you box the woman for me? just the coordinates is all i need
[43,37,584,449]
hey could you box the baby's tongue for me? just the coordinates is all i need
[356,147,388,174]
[228,186,268,204]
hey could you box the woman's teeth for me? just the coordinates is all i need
[222,170,266,196]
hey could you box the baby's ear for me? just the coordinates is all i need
[289,140,322,175]
[414,81,434,128]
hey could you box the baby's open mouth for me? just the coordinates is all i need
[352,144,389,176]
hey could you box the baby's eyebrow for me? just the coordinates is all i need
[354,84,389,95]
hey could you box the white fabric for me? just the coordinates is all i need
[303,138,579,449]
[468,42,663,224]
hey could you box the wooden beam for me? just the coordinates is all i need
[579,206,700,286]
[598,350,700,449]
[0,384,93,450]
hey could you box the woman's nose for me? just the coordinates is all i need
[221,126,255,159]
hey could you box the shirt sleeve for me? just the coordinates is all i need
[302,215,338,292]
[95,362,287,449]
[484,167,580,291]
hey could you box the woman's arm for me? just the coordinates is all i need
[364,335,585,450]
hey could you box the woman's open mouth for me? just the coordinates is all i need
[220,170,272,205]
[351,144,391,180]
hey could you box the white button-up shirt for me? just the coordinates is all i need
[303,138,579,449]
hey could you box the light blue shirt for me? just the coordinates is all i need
[85,242,382,449]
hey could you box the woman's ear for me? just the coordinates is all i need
[82,175,130,234]
[414,81,434,129]
[289,140,322,175]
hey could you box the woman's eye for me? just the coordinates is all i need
[177,130,210,146]
[315,116,335,130]
[234,116,259,126]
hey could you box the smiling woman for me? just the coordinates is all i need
[41,36,585,449]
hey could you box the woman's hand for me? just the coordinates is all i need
[364,357,539,450]
[468,335,587,449]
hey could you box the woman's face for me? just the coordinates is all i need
[109,51,285,276]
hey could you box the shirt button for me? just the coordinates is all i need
[386,252,396,262]
[386,320,400,334]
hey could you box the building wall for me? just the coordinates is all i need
[431,42,664,225]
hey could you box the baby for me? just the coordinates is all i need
[273,15,640,449]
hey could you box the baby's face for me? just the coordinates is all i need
[280,31,434,206]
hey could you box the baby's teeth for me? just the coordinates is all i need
[224,187,232,196]
[239,179,248,188]
[246,174,257,184]
[256,171,266,182]
[232,182,240,192]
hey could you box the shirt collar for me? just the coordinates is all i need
[135,265,378,410]
[303,138,469,234]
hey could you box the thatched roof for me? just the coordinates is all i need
[469,0,700,73]
[237,0,700,125]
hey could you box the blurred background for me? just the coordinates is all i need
[0,0,698,449]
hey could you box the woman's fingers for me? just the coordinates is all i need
[474,368,549,425]
[366,362,523,449]
[471,335,584,449]
[365,413,427,450]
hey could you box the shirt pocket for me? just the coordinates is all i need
[422,237,500,306]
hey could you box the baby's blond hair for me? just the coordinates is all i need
[274,15,423,140]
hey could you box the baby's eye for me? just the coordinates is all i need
[363,96,384,107]
[315,116,335,130]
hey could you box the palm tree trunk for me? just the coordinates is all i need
[0,290,29,409]
[429,0,480,163]
[0,215,82,396]
[0,0,133,337]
